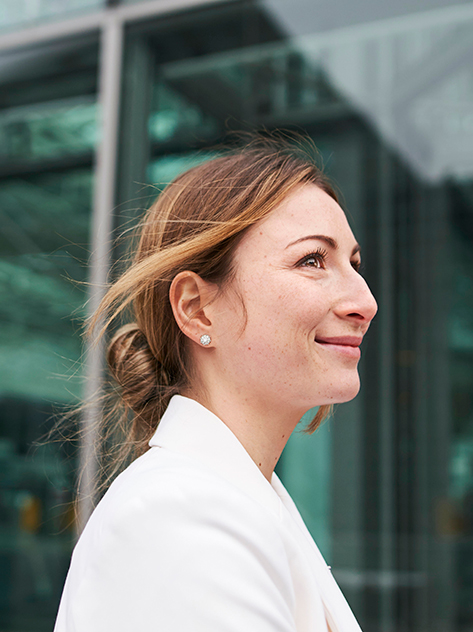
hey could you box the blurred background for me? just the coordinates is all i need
[1,0,473,630]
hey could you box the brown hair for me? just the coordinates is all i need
[92,134,336,491]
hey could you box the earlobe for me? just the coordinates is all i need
[169,271,216,345]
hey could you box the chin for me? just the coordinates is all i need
[324,377,361,404]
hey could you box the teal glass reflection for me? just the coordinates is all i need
[449,182,473,627]
[148,151,220,188]
[0,100,97,162]
[0,166,92,631]
[154,47,342,138]
[149,83,219,145]
[0,0,104,32]
[0,170,90,400]
[280,411,332,559]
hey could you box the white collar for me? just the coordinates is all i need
[149,395,283,520]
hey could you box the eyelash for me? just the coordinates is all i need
[298,248,328,269]
[298,249,363,273]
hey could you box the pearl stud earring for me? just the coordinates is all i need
[200,334,211,346]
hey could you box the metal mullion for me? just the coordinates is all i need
[77,15,124,534]
[0,0,228,53]
[377,37,396,632]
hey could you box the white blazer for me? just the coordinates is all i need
[54,395,362,632]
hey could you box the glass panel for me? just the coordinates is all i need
[0,170,91,400]
[0,0,104,33]
[148,150,220,187]
[0,99,97,162]
[149,83,220,145]
[281,414,332,559]
[153,47,344,141]
[0,92,94,631]
[450,182,473,630]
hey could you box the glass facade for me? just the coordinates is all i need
[0,40,97,631]
[1,1,473,630]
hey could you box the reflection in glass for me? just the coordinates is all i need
[149,83,219,145]
[148,151,220,188]
[0,165,92,629]
[0,99,97,162]
[0,0,104,33]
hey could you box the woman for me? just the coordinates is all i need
[54,136,377,632]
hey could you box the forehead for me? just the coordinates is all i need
[238,184,354,253]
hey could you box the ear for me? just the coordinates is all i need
[169,271,218,346]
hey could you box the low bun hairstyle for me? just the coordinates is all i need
[91,133,337,493]
[107,323,170,436]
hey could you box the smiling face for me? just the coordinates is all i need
[209,183,378,418]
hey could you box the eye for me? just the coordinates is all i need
[298,248,328,269]
[351,259,362,273]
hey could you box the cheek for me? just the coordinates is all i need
[241,278,288,333]
[246,274,326,330]
[238,281,318,358]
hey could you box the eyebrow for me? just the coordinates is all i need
[285,234,361,257]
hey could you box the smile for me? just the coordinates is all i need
[314,336,362,360]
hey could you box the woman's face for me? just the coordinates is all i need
[210,183,378,416]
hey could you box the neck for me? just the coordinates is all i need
[184,385,302,481]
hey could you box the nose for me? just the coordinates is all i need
[336,272,378,326]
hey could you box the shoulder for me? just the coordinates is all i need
[77,446,285,561]
[60,447,297,632]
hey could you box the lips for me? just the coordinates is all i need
[314,335,362,359]
[315,335,362,347]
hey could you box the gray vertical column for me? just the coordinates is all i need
[425,185,455,632]
[377,143,396,632]
[77,14,124,535]
[376,37,396,632]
